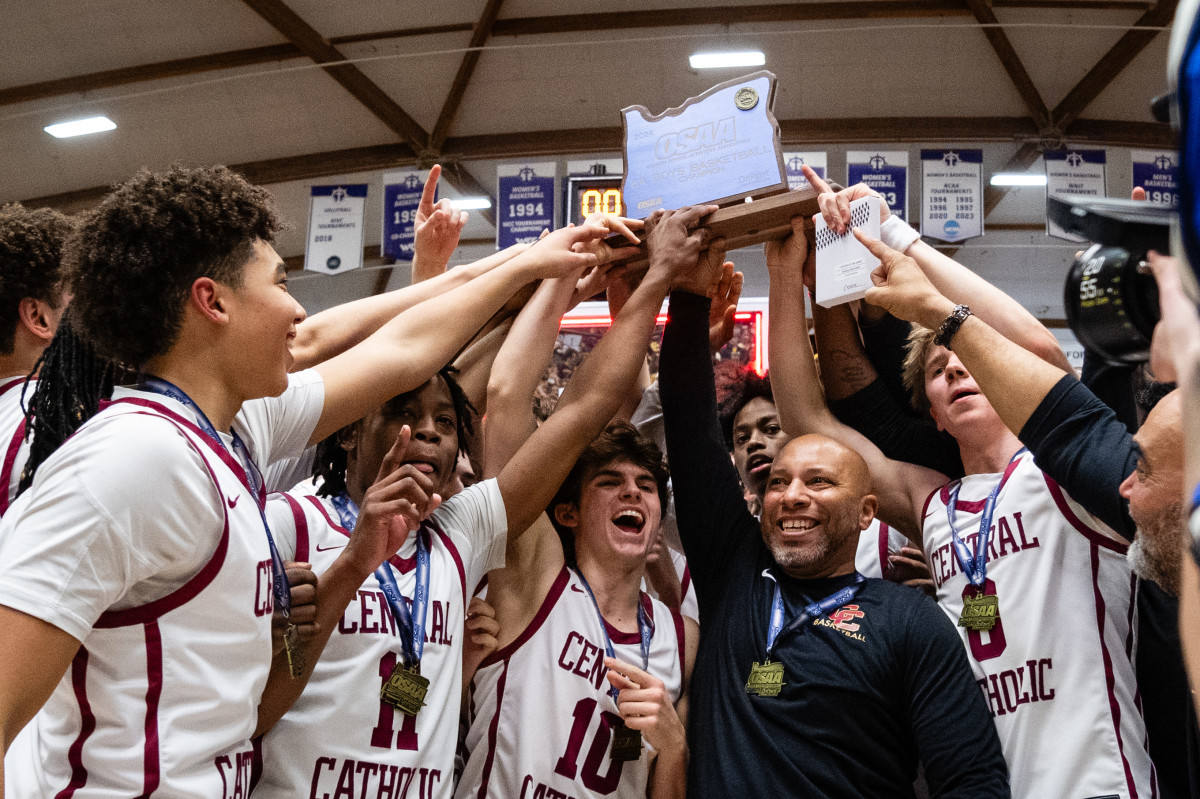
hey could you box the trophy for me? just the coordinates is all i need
[610,71,820,258]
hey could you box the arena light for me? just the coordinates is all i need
[449,196,492,210]
[989,173,1047,187]
[43,116,116,138]
[689,51,765,69]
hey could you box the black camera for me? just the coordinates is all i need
[1047,195,1174,365]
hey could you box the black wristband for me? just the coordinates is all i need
[933,304,972,350]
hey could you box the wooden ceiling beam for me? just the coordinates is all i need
[429,0,505,153]
[240,0,429,147]
[1050,0,1178,130]
[966,0,1052,130]
[0,1,1165,111]
[19,116,1172,211]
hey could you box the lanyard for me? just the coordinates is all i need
[138,376,291,616]
[945,448,1027,590]
[573,567,652,702]
[330,492,431,669]
[765,571,864,656]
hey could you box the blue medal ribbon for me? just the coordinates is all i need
[765,571,864,656]
[138,376,291,616]
[945,448,1027,590]
[330,492,431,670]
[573,567,652,702]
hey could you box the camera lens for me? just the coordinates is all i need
[1063,244,1161,365]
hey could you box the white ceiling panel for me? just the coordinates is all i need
[0,0,283,88]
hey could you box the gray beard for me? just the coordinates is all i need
[1128,511,1184,596]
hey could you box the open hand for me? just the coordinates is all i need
[765,215,809,280]
[604,656,687,756]
[571,213,643,266]
[708,262,743,354]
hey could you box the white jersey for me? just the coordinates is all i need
[256,481,508,799]
[922,450,1152,799]
[0,375,32,515]
[5,398,280,798]
[855,519,912,580]
[0,372,323,798]
[457,566,684,799]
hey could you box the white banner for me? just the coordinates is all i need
[783,152,827,191]
[1044,150,1107,241]
[847,151,908,221]
[921,149,983,243]
[306,184,367,274]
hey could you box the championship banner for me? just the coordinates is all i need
[497,162,556,249]
[847,151,908,221]
[920,149,983,243]
[1044,150,1107,241]
[1131,149,1179,206]
[381,169,428,261]
[305,184,367,274]
[784,152,827,191]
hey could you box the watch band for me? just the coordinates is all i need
[933,304,972,350]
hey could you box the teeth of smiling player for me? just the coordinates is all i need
[781,519,816,531]
[613,510,644,525]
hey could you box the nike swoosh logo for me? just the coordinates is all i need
[570,585,585,594]
[227,496,239,509]
[316,544,346,552]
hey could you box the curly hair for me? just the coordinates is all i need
[0,203,75,354]
[901,325,938,414]
[549,421,671,564]
[63,164,281,368]
[716,364,774,450]
[314,368,477,498]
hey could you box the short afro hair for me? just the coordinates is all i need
[716,364,774,449]
[549,421,671,562]
[64,164,281,367]
[0,204,75,354]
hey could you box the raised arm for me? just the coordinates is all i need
[410,164,468,283]
[766,217,944,542]
[289,243,528,371]
[310,223,614,445]
[803,164,1070,374]
[496,206,714,539]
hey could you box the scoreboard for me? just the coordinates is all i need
[565,174,625,226]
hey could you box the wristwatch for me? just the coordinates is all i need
[933,304,972,350]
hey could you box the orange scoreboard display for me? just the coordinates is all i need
[565,174,625,225]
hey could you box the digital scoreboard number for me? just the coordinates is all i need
[565,175,624,226]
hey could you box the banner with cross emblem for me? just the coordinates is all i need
[306,184,368,274]
[1131,149,1179,207]
[848,151,909,221]
[783,152,827,192]
[497,162,556,249]
[1044,150,1107,241]
[921,149,983,243]
[381,170,431,261]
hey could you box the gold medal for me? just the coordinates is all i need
[958,592,1000,632]
[745,659,785,697]
[610,721,643,762]
[380,663,430,717]
[284,624,306,678]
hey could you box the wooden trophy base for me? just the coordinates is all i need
[605,187,822,269]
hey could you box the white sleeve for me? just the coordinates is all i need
[0,416,220,641]
[235,369,325,469]
[266,494,300,563]
[429,478,507,595]
[263,447,317,494]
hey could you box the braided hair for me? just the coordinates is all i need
[314,366,476,498]
[19,312,116,492]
